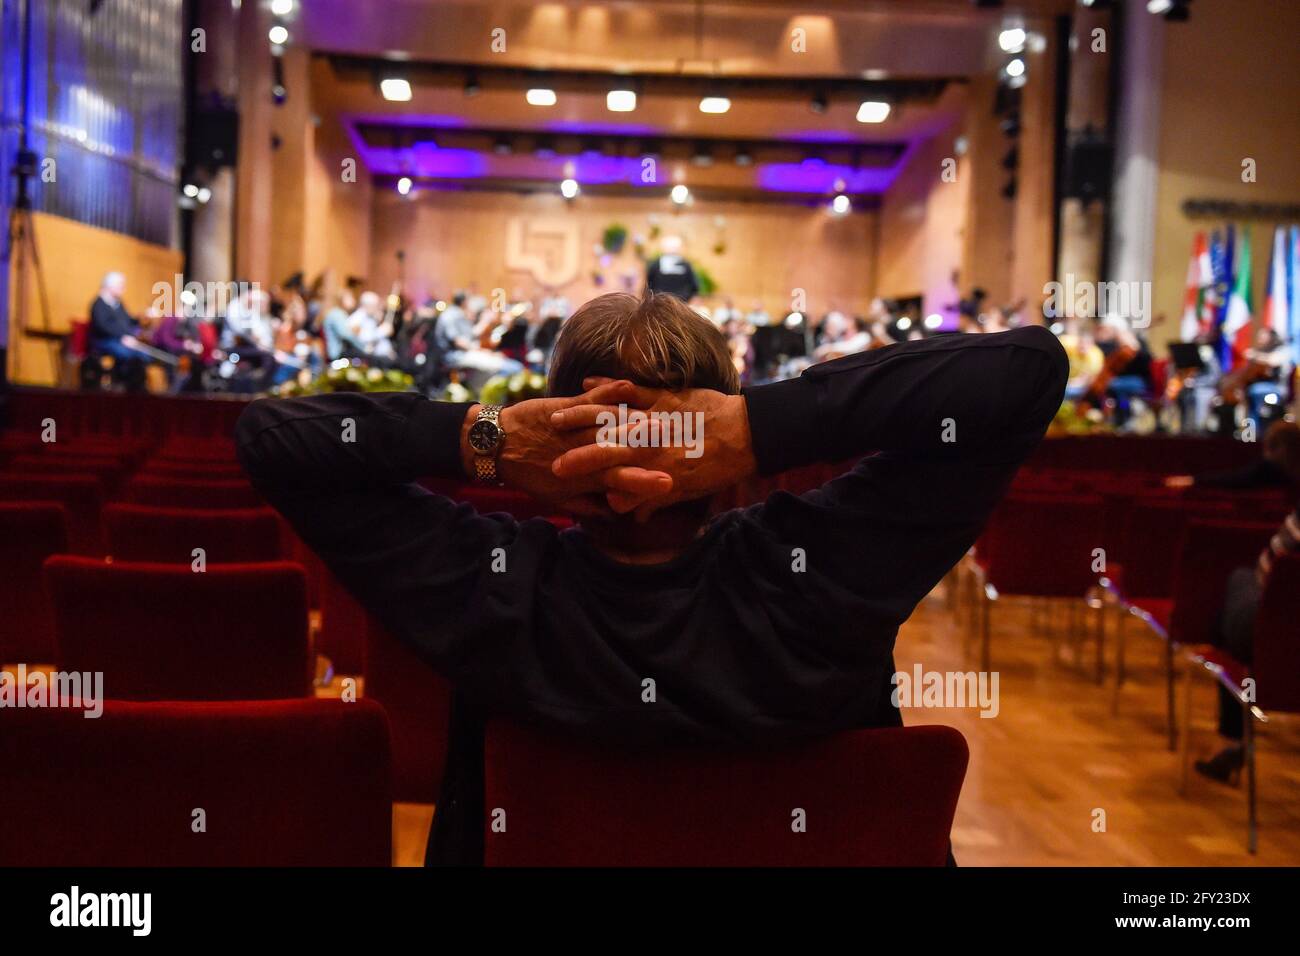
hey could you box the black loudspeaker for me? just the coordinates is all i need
[187,106,240,169]
[1063,138,1113,203]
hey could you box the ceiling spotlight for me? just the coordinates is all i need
[397,177,412,196]
[998,27,1027,52]
[896,316,913,332]
[670,184,690,205]
[809,92,828,114]
[606,89,636,112]
[526,88,557,107]
[692,144,713,167]
[268,25,289,45]
[560,178,579,199]
[924,313,944,330]
[1146,0,1174,12]
[182,183,199,198]
[197,187,212,203]
[831,194,850,215]
[1005,58,1026,78]
[380,77,412,102]
[856,100,891,123]
[699,96,731,114]
[270,0,294,14]
[1007,73,1027,89]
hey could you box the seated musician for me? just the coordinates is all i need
[433,292,523,379]
[1238,327,1289,427]
[1092,316,1152,423]
[89,272,164,392]
[1056,317,1103,400]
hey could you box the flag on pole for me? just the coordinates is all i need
[1212,225,1235,364]
[1289,225,1300,371]
[1221,225,1253,369]
[1263,225,1291,348]
[1179,231,1212,341]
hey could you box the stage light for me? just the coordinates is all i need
[1146,0,1173,12]
[526,88,557,107]
[607,89,636,112]
[268,25,288,45]
[560,178,580,199]
[924,313,943,330]
[197,187,212,204]
[380,78,412,102]
[182,183,199,198]
[856,101,891,123]
[998,27,1026,52]
[897,316,913,331]
[1005,58,1025,78]
[670,184,690,205]
[270,0,294,14]
[397,177,412,196]
[831,194,850,215]
[699,96,731,114]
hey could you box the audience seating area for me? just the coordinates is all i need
[2,387,1296,862]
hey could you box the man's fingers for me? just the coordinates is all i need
[578,378,663,410]
[552,442,636,477]
[601,466,672,497]
[549,403,622,432]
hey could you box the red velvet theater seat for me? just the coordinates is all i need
[0,699,391,866]
[0,502,69,665]
[483,722,968,866]
[122,475,263,510]
[104,504,283,564]
[44,557,311,699]
[364,620,453,803]
[0,473,105,554]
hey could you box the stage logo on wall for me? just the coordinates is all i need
[505,217,581,287]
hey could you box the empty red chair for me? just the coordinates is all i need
[971,493,1104,671]
[0,502,69,665]
[5,453,132,494]
[364,620,453,803]
[104,504,282,564]
[319,568,369,675]
[0,473,105,554]
[0,699,391,866]
[123,475,262,509]
[44,557,311,699]
[483,722,968,866]
[138,459,246,481]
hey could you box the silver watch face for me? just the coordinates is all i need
[468,418,503,454]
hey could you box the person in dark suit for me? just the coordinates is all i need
[236,291,1067,864]
[89,272,150,391]
[645,235,700,303]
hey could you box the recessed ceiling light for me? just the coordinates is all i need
[856,101,891,123]
[699,96,731,114]
[560,178,580,199]
[267,25,288,45]
[831,194,850,215]
[607,89,636,112]
[526,88,557,107]
[998,27,1027,52]
[670,184,689,205]
[397,177,412,196]
[380,78,412,102]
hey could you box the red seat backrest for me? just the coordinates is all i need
[0,502,69,665]
[104,504,282,564]
[1254,554,1300,714]
[122,475,263,509]
[982,493,1104,597]
[1168,519,1277,648]
[483,722,968,866]
[66,319,90,360]
[0,699,391,866]
[1117,497,1235,599]
[43,556,311,699]
[0,473,105,554]
[364,619,453,803]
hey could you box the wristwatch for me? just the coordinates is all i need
[467,404,506,484]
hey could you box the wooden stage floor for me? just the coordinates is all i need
[389,586,1300,866]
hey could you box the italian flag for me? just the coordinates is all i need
[1179,231,1213,341]
[1221,226,1253,367]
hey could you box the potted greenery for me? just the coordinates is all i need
[602,223,629,253]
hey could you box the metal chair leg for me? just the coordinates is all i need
[1166,641,1177,752]
[1094,599,1105,685]
[981,590,992,674]
[1245,703,1258,854]
[1179,657,1195,794]
[1111,607,1125,715]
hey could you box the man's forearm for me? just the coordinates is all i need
[741,326,1068,476]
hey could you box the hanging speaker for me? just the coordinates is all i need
[1063,138,1113,203]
